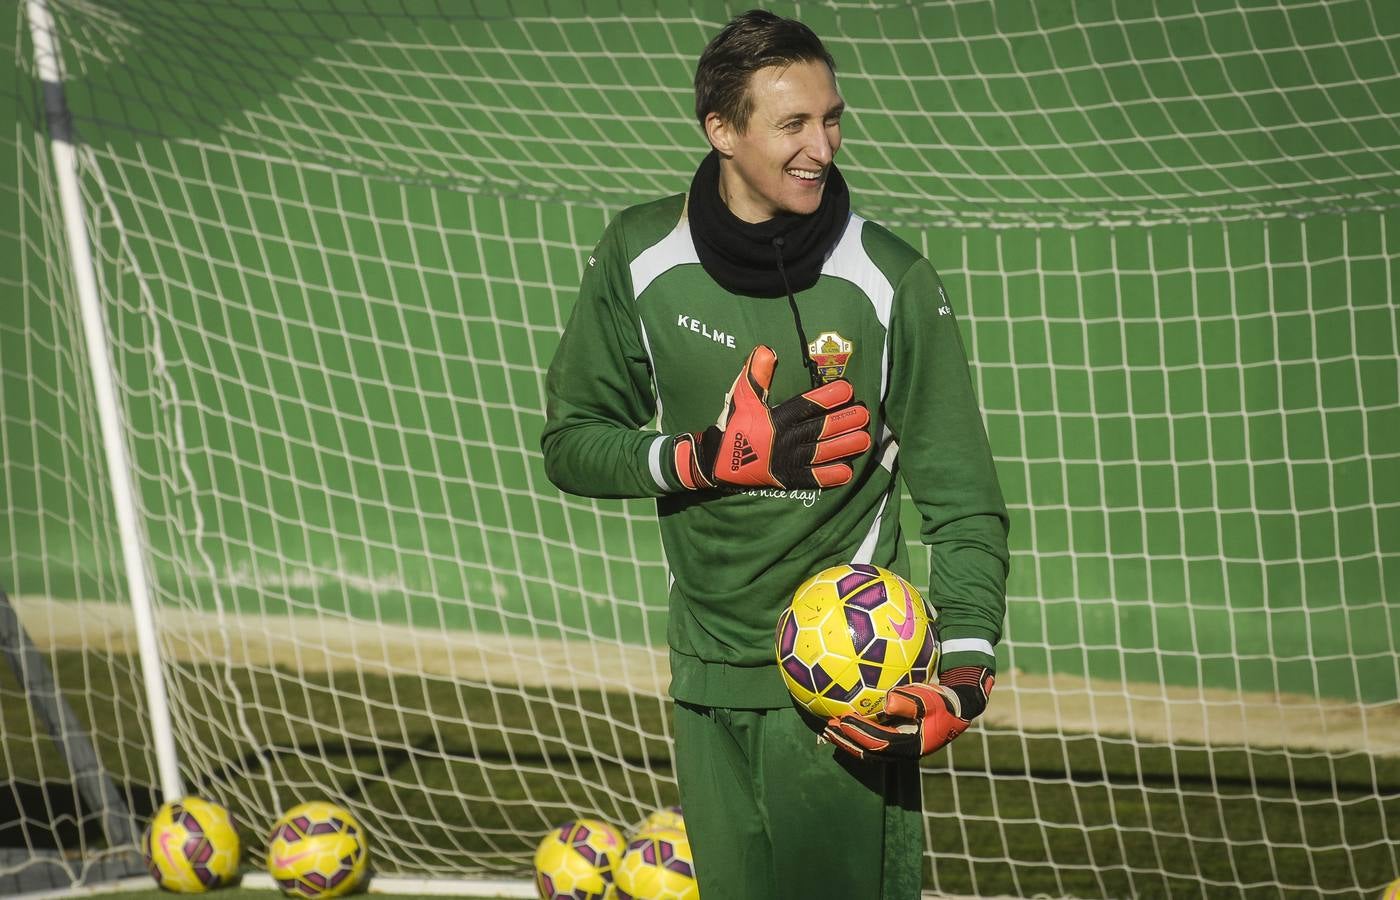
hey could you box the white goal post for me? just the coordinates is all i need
[3,1,1397,898]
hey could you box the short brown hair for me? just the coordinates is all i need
[693,10,836,133]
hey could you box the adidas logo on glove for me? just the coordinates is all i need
[730,434,759,470]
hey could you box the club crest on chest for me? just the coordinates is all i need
[808,331,853,383]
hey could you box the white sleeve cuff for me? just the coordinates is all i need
[647,435,670,490]
[940,637,995,658]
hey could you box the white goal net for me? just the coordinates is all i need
[3,1,1398,897]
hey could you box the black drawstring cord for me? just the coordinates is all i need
[773,236,822,389]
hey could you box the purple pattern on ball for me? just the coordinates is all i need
[850,563,880,575]
[836,569,879,597]
[845,607,875,652]
[859,663,886,687]
[782,656,816,692]
[671,859,695,877]
[845,583,888,611]
[810,663,833,693]
[778,612,798,656]
[825,677,864,703]
[909,624,936,679]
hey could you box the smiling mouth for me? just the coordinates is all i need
[787,168,823,181]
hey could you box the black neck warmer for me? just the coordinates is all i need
[687,149,850,299]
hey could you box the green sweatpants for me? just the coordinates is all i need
[672,701,925,899]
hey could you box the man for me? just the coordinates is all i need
[541,10,1009,898]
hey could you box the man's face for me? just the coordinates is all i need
[711,59,844,223]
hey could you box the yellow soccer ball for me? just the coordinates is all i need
[631,806,685,839]
[775,563,939,719]
[614,827,698,900]
[265,800,369,898]
[1381,877,1400,900]
[142,796,241,893]
[533,818,625,900]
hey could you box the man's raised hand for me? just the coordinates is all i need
[673,345,871,491]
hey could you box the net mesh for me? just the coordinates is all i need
[3,1,1398,896]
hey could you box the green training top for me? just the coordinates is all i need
[541,193,1010,709]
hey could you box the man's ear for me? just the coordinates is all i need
[704,111,735,158]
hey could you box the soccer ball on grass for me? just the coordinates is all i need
[142,796,241,893]
[533,817,625,900]
[265,800,369,898]
[775,563,939,719]
[630,805,685,839]
[614,827,697,900]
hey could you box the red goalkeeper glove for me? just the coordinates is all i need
[820,666,994,762]
[672,344,871,491]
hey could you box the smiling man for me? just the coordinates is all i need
[704,55,843,221]
[541,10,1009,898]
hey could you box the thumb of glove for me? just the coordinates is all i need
[741,344,777,400]
[718,345,777,431]
[883,683,955,721]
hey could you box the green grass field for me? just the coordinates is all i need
[4,651,1397,898]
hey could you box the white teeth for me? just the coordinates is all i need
[788,169,820,180]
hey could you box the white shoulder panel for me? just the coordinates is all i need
[629,216,700,299]
[821,213,895,401]
[821,214,894,329]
